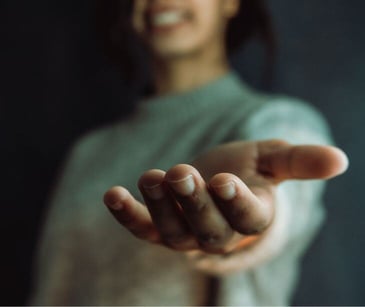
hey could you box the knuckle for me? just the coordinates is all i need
[230,206,272,235]
[225,205,263,234]
[196,227,233,250]
[117,214,137,227]
[162,233,194,250]
[198,233,221,243]
[182,196,207,214]
[235,226,262,235]
[231,218,265,235]
[162,233,189,244]
[197,232,225,250]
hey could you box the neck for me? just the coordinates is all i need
[151,44,230,96]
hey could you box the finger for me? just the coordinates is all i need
[138,169,198,251]
[209,173,274,235]
[165,164,234,253]
[257,140,349,182]
[103,186,161,243]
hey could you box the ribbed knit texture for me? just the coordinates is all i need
[30,72,332,306]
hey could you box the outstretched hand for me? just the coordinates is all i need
[103,140,348,255]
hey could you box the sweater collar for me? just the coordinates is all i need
[135,71,254,120]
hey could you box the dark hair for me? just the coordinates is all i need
[95,0,275,86]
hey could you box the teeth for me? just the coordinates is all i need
[151,11,185,26]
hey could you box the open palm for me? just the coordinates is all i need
[104,139,348,266]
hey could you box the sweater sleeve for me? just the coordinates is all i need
[217,97,334,305]
[192,97,332,305]
[241,97,332,251]
[28,142,86,305]
[28,130,110,305]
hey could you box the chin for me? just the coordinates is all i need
[147,39,203,59]
[151,47,195,59]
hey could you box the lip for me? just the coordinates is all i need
[147,4,183,15]
[145,5,190,34]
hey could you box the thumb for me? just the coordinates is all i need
[257,140,349,182]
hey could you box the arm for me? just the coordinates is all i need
[103,100,348,275]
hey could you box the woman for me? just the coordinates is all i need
[30,0,348,305]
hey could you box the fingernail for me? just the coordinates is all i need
[168,174,195,196]
[334,148,349,173]
[212,181,236,200]
[104,191,126,210]
[143,183,165,200]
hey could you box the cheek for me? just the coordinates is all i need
[192,5,225,45]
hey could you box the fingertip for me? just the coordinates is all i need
[165,164,197,182]
[138,169,166,200]
[138,169,166,187]
[290,145,349,180]
[210,175,274,235]
[330,147,349,175]
[209,173,244,201]
[210,182,236,202]
[165,164,199,196]
[103,186,129,210]
[317,146,349,179]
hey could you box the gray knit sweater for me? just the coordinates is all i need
[30,72,332,305]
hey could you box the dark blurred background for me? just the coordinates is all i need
[1,0,364,305]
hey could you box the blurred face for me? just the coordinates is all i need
[132,0,239,58]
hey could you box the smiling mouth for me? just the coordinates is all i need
[146,9,190,33]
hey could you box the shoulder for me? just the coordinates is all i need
[234,91,333,145]
[62,120,125,171]
[248,94,328,127]
[48,121,126,205]
[224,75,326,126]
